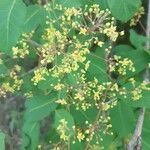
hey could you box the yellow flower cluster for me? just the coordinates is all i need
[30,4,124,87]
[71,115,112,145]
[103,23,119,42]
[109,55,135,75]
[16,4,149,148]
[24,91,33,98]
[56,119,70,141]
[56,99,67,105]
[31,68,48,85]
[12,32,34,59]
[28,5,127,146]
[0,65,23,97]
[54,83,65,91]
[130,6,145,26]
[51,73,119,112]
[9,66,23,91]
[76,130,85,142]
[129,78,150,100]
[64,7,81,20]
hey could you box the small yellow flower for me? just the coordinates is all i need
[101,102,110,111]
[74,92,85,101]
[97,41,104,47]
[56,99,67,105]
[120,31,125,36]
[79,27,87,35]
[85,61,90,70]
[77,131,85,142]
[32,73,44,85]
[54,83,65,91]
[131,89,142,101]
[57,119,69,141]
[130,6,145,26]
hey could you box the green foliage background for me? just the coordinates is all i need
[0,0,150,150]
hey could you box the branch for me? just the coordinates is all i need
[127,1,150,149]
[127,108,145,150]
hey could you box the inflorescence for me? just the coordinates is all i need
[0,3,149,149]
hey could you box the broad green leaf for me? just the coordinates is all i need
[70,106,97,127]
[86,47,109,82]
[130,29,147,49]
[107,0,141,22]
[0,132,5,150]
[38,75,58,90]
[110,101,135,137]
[115,45,135,52]
[25,92,58,122]
[21,122,40,150]
[54,109,75,136]
[0,0,26,52]
[24,5,46,32]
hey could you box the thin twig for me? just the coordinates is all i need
[28,39,43,48]
[139,21,147,33]
[127,1,150,149]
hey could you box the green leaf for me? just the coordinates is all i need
[115,46,150,76]
[54,0,82,7]
[54,0,108,7]
[54,109,75,136]
[0,64,8,77]
[24,4,46,32]
[22,74,39,93]
[0,132,5,150]
[94,0,108,9]
[21,122,40,150]
[115,44,135,52]
[110,101,135,137]
[25,92,58,122]
[101,134,115,150]
[0,0,26,52]
[70,141,84,150]
[142,110,150,149]
[107,0,141,22]
[130,29,147,49]
[46,127,60,143]
[126,90,150,108]
[70,106,97,127]
[66,73,77,85]
[86,47,109,82]
[38,75,58,90]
